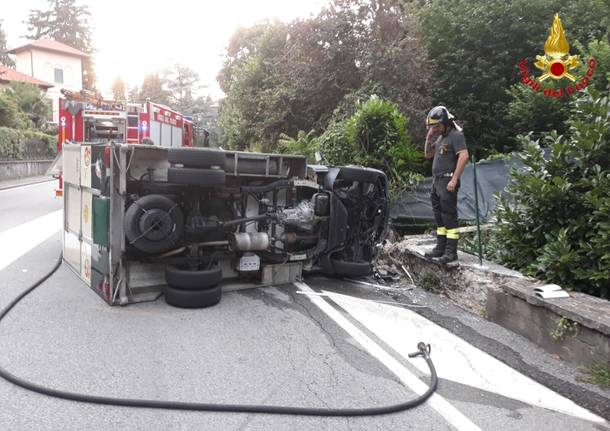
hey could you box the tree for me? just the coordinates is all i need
[111,77,126,100]
[0,90,21,128]
[218,21,293,151]
[127,85,140,103]
[9,82,51,129]
[217,0,433,153]
[139,73,170,105]
[25,0,96,89]
[416,0,608,157]
[0,20,15,68]
[165,64,200,112]
[187,95,219,147]
[0,83,51,129]
[504,83,572,140]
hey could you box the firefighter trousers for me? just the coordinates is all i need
[431,176,459,231]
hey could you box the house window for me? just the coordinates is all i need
[54,68,64,84]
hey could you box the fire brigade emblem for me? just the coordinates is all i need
[84,146,92,167]
[534,14,579,81]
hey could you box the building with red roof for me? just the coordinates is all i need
[7,39,88,123]
[0,65,54,89]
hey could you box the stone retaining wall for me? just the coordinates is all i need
[382,235,610,368]
[0,160,53,180]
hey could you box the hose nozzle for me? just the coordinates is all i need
[408,342,432,358]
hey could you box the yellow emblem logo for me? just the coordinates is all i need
[518,14,597,98]
[534,14,579,81]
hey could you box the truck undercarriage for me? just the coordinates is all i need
[62,143,389,308]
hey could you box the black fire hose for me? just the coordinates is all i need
[0,255,438,416]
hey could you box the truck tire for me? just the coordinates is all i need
[165,265,222,290]
[331,259,372,277]
[168,148,226,169]
[337,166,384,184]
[124,194,184,254]
[163,284,222,308]
[168,167,226,187]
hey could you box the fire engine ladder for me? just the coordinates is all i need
[126,112,140,144]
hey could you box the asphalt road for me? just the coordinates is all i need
[0,181,608,430]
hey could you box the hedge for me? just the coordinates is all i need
[0,127,57,160]
[490,92,610,299]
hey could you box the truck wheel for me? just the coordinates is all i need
[163,284,222,308]
[331,259,372,277]
[124,194,184,254]
[168,148,226,169]
[168,167,226,187]
[337,166,384,184]
[165,265,222,290]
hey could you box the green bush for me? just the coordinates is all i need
[344,96,423,184]
[317,120,353,166]
[490,92,610,298]
[0,127,57,160]
[505,83,572,142]
[0,90,23,129]
[278,130,319,163]
[0,83,51,130]
[577,38,610,94]
[280,96,424,189]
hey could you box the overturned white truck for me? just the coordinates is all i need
[62,143,389,308]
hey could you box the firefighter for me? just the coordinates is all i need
[423,106,469,264]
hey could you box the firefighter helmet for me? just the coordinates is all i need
[426,106,454,127]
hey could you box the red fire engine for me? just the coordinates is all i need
[54,90,194,196]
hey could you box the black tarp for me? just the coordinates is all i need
[390,157,523,226]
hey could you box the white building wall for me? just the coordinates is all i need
[13,49,83,123]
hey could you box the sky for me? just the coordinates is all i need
[3,0,329,100]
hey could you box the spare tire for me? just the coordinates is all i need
[168,167,226,187]
[331,259,372,277]
[163,284,222,308]
[168,148,226,169]
[165,265,222,290]
[124,194,184,254]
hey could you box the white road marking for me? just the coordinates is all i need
[296,290,426,307]
[0,210,62,272]
[344,279,408,291]
[323,290,607,425]
[295,281,483,431]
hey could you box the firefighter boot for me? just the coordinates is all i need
[424,235,446,258]
[436,238,458,264]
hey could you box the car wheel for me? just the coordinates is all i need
[163,284,222,308]
[168,167,226,187]
[165,265,222,290]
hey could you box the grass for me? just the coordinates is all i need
[580,362,610,389]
